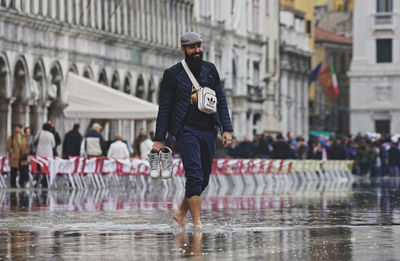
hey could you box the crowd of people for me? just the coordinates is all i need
[6,121,400,188]
[6,121,154,188]
[213,132,400,177]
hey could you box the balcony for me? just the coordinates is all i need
[280,26,310,53]
[374,13,393,25]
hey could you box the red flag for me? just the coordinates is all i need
[318,64,339,102]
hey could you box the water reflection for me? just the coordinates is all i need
[175,232,203,258]
[0,178,399,260]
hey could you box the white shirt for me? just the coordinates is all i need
[107,140,130,159]
[140,139,154,157]
[35,130,55,158]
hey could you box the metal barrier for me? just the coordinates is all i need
[0,156,354,190]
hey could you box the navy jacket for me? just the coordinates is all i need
[62,129,83,158]
[155,61,233,142]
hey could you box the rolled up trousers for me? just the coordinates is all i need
[176,125,216,198]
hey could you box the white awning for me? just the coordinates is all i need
[64,73,158,120]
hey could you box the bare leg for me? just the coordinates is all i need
[187,196,202,229]
[173,196,189,227]
[191,232,203,256]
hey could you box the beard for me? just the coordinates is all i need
[184,49,203,73]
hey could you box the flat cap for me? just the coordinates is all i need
[180,32,204,46]
[92,122,102,130]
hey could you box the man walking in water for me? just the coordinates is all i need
[153,32,233,229]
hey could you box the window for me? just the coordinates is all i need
[215,53,222,71]
[232,59,237,91]
[377,0,393,12]
[375,120,390,134]
[340,53,346,74]
[306,20,311,34]
[253,61,260,86]
[376,39,392,63]
[266,0,269,15]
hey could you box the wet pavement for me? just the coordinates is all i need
[0,177,399,260]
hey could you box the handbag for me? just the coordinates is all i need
[181,59,217,114]
[20,149,29,161]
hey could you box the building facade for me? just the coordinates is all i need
[193,0,281,140]
[314,0,353,38]
[279,2,313,138]
[349,0,400,135]
[0,0,195,155]
[312,27,352,135]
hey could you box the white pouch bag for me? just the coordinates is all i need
[181,60,217,114]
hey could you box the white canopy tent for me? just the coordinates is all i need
[64,73,158,120]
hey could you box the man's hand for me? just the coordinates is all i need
[222,131,232,149]
[152,141,164,152]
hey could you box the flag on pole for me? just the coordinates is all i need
[307,62,322,86]
[330,64,339,97]
[318,64,339,102]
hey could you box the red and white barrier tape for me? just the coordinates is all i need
[0,156,353,177]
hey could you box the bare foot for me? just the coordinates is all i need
[173,210,186,228]
[174,232,186,245]
[193,222,202,230]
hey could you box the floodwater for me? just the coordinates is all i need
[0,176,399,261]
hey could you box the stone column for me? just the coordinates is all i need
[146,0,151,41]
[14,0,21,11]
[59,0,65,21]
[11,101,29,128]
[151,0,156,42]
[130,120,135,145]
[51,0,57,19]
[166,0,172,46]
[232,112,238,140]
[173,1,178,48]
[140,0,146,40]
[146,120,153,135]
[95,0,101,29]
[303,77,309,139]
[248,111,253,140]
[35,104,48,133]
[128,0,134,37]
[89,0,94,27]
[294,75,299,136]
[81,0,87,27]
[176,1,182,43]
[42,0,48,17]
[104,0,109,31]
[186,3,193,33]
[32,0,39,14]
[123,0,129,35]
[109,120,119,141]
[24,0,30,14]
[67,0,73,23]
[0,100,9,156]
[162,0,168,45]
[134,0,140,39]
[280,70,288,136]
[110,0,116,33]
[116,0,121,34]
